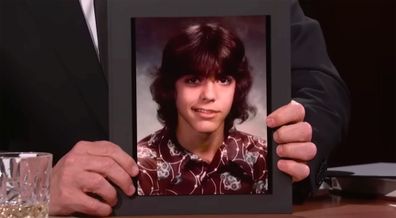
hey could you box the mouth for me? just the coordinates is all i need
[191,107,220,118]
[192,107,220,113]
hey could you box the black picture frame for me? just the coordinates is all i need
[107,0,291,215]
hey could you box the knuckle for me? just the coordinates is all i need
[89,174,107,190]
[272,132,279,143]
[295,164,310,182]
[298,122,312,142]
[101,206,113,216]
[272,113,281,123]
[297,102,305,117]
[303,164,310,178]
[280,144,291,156]
[300,142,317,161]
[283,163,291,172]
[302,122,312,132]
[274,127,286,143]
[101,141,117,155]
[123,175,133,187]
[62,154,78,166]
[279,160,290,172]
[101,157,118,171]
[108,190,118,206]
[308,142,317,158]
[56,168,71,181]
[98,140,112,147]
[293,102,305,120]
[303,122,313,137]
[113,174,132,194]
[125,157,134,169]
[73,140,89,152]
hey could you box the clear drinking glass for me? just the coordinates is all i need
[0,152,52,218]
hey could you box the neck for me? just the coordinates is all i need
[176,125,224,163]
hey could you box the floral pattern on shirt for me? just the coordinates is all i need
[221,172,241,191]
[137,128,268,195]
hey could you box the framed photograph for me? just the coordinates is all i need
[108,0,291,215]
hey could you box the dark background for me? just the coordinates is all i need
[299,0,395,166]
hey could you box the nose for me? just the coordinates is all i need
[200,80,216,102]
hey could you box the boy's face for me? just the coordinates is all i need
[175,74,236,134]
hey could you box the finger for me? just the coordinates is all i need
[277,159,310,182]
[266,100,305,128]
[276,142,317,161]
[72,191,113,216]
[49,187,112,216]
[78,172,118,207]
[67,154,135,196]
[273,122,312,144]
[72,141,139,176]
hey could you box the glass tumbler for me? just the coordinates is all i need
[0,152,52,218]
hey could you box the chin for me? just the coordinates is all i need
[191,123,222,134]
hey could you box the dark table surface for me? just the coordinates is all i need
[52,190,396,218]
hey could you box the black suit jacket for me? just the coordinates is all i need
[0,0,350,202]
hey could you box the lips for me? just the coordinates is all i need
[192,107,219,118]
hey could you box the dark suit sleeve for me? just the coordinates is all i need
[0,54,9,151]
[0,80,7,151]
[0,1,8,151]
[0,64,5,150]
[290,0,350,202]
[0,59,4,150]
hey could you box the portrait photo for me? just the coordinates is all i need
[134,16,269,196]
[107,0,291,214]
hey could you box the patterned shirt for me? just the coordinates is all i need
[137,127,268,195]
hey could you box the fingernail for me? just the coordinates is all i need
[273,131,279,143]
[128,184,136,196]
[277,160,286,170]
[266,117,275,127]
[276,146,283,156]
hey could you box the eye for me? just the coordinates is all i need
[184,76,202,85]
[217,76,234,85]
